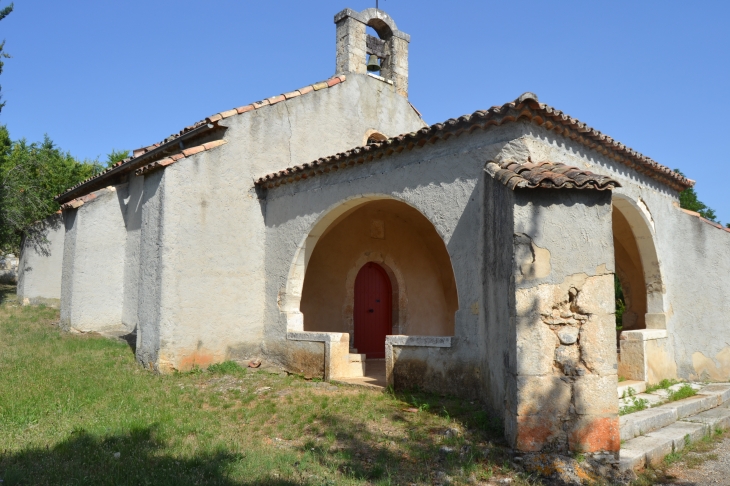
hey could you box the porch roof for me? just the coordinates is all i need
[485,160,620,191]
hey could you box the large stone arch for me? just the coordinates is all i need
[282,195,459,339]
[612,194,665,329]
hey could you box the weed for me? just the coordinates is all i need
[645,378,679,394]
[619,395,649,415]
[667,383,697,402]
[207,360,244,374]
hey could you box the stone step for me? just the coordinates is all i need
[618,380,646,398]
[348,353,366,363]
[619,383,730,471]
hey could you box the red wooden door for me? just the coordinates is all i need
[353,262,392,359]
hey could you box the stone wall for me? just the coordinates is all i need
[16,213,65,306]
[0,253,18,284]
[59,186,129,333]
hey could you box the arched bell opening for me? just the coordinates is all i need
[289,197,459,360]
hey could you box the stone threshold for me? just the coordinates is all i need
[619,383,730,471]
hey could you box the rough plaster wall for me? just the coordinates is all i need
[59,187,128,332]
[141,73,425,371]
[263,124,529,395]
[506,189,618,453]
[499,124,730,383]
[224,73,425,178]
[300,199,457,336]
[612,208,647,330]
[17,213,65,306]
[136,171,164,368]
[121,174,144,330]
[482,177,516,417]
[666,213,730,380]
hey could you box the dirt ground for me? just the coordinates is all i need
[658,436,730,485]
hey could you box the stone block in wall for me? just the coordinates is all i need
[507,375,572,417]
[580,314,619,375]
[618,329,677,384]
[573,375,619,415]
[514,316,559,375]
[568,415,621,452]
[507,411,566,452]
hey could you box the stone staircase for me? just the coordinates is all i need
[344,349,367,377]
[618,382,730,471]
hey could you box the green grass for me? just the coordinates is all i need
[0,300,533,486]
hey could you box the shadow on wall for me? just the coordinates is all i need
[22,214,63,258]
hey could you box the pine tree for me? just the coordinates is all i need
[0,3,13,113]
[674,169,719,223]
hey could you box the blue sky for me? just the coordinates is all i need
[2,1,728,223]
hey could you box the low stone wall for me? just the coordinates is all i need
[0,254,18,284]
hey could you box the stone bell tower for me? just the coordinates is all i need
[334,8,410,97]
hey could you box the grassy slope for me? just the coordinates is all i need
[0,295,530,486]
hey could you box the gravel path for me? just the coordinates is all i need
[660,437,730,485]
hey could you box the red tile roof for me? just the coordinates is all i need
[486,160,619,191]
[256,93,693,192]
[135,140,227,177]
[55,76,347,204]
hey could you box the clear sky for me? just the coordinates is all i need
[2,1,728,223]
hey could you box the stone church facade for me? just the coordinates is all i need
[17,8,730,459]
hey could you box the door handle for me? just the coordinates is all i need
[368,309,374,313]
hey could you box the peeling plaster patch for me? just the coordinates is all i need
[470,302,479,315]
[514,234,551,283]
[637,197,655,233]
[692,347,730,381]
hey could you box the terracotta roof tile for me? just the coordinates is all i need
[255,92,693,192]
[267,94,286,105]
[485,160,619,191]
[284,90,301,99]
[55,76,347,203]
[134,140,228,177]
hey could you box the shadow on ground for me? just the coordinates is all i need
[0,426,299,486]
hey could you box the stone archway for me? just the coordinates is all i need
[283,196,459,350]
[613,194,676,383]
[612,194,665,329]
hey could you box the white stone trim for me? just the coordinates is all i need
[286,331,348,343]
[385,335,452,347]
[621,329,668,341]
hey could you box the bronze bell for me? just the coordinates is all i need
[367,54,381,72]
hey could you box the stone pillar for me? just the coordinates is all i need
[381,36,409,97]
[505,190,620,457]
[335,11,367,76]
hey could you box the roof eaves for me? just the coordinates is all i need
[255,93,693,192]
[56,75,347,203]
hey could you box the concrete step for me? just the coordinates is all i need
[618,380,646,398]
[619,383,730,471]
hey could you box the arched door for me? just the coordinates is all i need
[353,262,392,359]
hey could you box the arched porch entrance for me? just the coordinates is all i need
[283,196,459,381]
[612,195,675,384]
